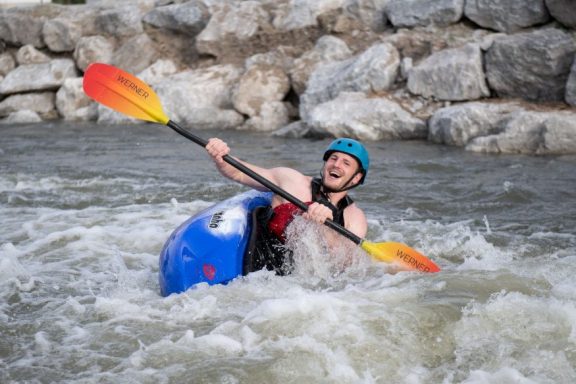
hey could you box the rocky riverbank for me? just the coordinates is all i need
[1,0,575,155]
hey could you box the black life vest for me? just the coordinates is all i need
[243,178,354,275]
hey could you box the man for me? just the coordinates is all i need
[205,137,369,274]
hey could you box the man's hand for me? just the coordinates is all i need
[303,202,333,224]
[206,138,230,166]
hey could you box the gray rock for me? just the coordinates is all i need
[183,107,245,130]
[0,92,57,119]
[0,52,15,76]
[546,0,576,29]
[94,5,146,39]
[56,78,98,121]
[142,0,209,64]
[232,64,291,117]
[73,35,115,72]
[464,0,550,33]
[155,65,245,129]
[385,0,464,28]
[244,48,296,73]
[0,110,42,124]
[142,1,208,35]
[0,8,47,48]
[16,45,51,65]
[273,0,347,31]
[428,101,525,145]
[271,121,314,138]
[407,43,489,101]
[42,18,82,53]
[241,101,291,131]
[289,35,353,95]
[136,59,178,86]
[46,3,112,37]
[466,110,576,154]
[541,112,576,154]
[0,59,78,95]
[300,43,400,119]
[344,0,390,32]
[308,92,427,141]
[566,58,576,106]
[485,28,576,102]
[111,34,160,75]
[196,1,274,60]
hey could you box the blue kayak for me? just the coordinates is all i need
[159,190,273,296]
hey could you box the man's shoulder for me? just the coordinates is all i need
[345,202,366,219]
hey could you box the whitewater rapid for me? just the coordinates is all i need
[1,123,575,383]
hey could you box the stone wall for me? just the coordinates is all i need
[1,0,575,154]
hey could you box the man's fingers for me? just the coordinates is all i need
[304,203,333,224]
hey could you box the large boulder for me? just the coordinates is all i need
[0,7,52,48]
[289,35,352,95]
[485,28,576,102]
[232,64,291,117]
[110,34,160,75]
[0,92,57,119]
[300,43,400,119]
[407,43,489,101]
[0,110,42,124]
[142,0,209,64]
[196,1,276,61]
[464,0,550,33]
[0,53,15,76]
[273,0,347,31]
[55,77,97,121]
[428,101,525,146]
[385,0,464,28]
[307,92,427,141]
[0,59,78,95]
[344,0,390,32]
[241,101,292,131]
[154,64,245,129]
[466,110,576,155]
[94,5,148,40]
[566,58,576,106]
[143,0,209,35]
[545,0,576,29]
[136,59,179,86]
[42,17,82,52]
[73,35,115,72]
[16,45,51,65]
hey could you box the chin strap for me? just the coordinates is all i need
[318,165,361,193]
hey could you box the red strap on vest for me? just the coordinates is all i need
[268,202,312,242]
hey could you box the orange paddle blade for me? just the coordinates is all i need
[83,63,169,124]
[362,241,440,273]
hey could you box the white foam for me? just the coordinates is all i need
[2,181,575,383]
[461,367,539,384]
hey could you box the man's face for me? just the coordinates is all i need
[322,152,363,190]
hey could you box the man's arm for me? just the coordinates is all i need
[205,138,310,195]
[344,204,368,239]
[206,138,278,191]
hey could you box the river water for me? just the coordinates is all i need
[1,122,575,383]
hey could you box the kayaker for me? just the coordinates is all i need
[205,137,369,274]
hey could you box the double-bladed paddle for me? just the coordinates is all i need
[83,62,440,273]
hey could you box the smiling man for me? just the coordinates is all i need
[205,137,369,274]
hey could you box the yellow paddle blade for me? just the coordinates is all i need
[83,62,169,125]
[361,241,440,273]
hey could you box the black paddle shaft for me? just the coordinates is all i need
[167,120,363,245]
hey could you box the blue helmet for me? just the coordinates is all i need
[323,138,369,184]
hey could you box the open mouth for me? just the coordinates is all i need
[328,170,342,179]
